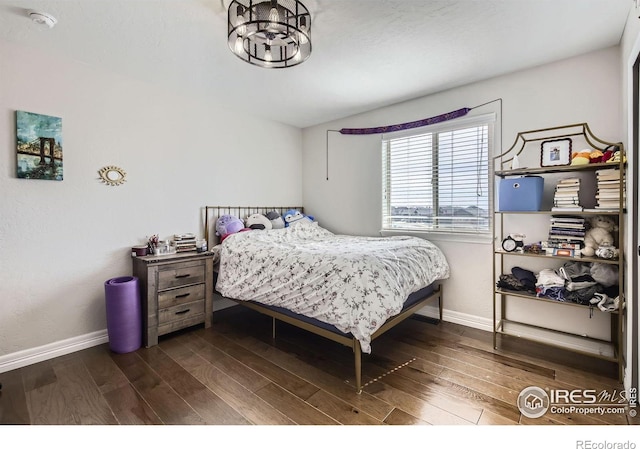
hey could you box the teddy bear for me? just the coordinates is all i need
[283,209,315,227]
[215,214,247,242]
[581,215,617,257]
[245,213,272,230]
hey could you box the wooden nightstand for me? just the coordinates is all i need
[132,251,214,347]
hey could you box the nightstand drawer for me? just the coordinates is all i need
[158,299,205,325]
[158,284,205,309]
[158,261,205,290]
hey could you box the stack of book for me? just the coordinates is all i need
[172,233,197,253]
[594,168,622,211]
[551,177,583,212]
[545,216,585,256]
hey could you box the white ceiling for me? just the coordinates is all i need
[0,0,632,128]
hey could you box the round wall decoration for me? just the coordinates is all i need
[98,166,127,186]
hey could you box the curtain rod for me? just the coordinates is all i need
[325,98,502,180]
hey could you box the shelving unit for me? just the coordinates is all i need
[492,123,626,380]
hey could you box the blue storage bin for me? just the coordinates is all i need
[499,176,544,211]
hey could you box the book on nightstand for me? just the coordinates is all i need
[173,233,197,252]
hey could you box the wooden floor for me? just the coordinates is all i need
[0,305,636,426]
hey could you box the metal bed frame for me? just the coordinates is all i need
[203,205,444,393]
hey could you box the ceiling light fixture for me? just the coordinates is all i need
[228,0,311,69]
[28,10,57,28]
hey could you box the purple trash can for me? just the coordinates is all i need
[104,276,142,353]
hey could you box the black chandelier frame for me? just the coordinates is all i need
[228,0,312,68]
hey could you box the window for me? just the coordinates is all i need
[382,114,493,236]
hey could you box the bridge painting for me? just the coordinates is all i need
[16,110,63,181]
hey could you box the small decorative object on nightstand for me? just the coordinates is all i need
[132,251,214,347]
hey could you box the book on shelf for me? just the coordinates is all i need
[556,188,580,192]
[556,177,580,185]
[597,181,620,187]
[593,168,623,209]
[549,229,586,238]
[543,240,582,250]
[549,215,586,225]
[554,201,580,207]
[596,191,620,197]
[551,206,584,212]
[549,224,585,230]
[583,208,618,213]
[548,210,586,244]
[548,234,585,241]
[552,177,582,212]
[550,215,585,222]
[596,168,620,177]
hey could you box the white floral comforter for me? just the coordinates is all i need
[215,223,450,353]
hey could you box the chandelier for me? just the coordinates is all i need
[228,0,312,68]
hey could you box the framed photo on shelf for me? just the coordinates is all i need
[540,138,572,167]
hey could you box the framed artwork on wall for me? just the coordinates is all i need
[540,138,571,167]
[16,110,63,180]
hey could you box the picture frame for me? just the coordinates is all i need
[540,138,572,167]
[16,110,63,180]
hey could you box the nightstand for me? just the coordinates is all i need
[132,251,214,347]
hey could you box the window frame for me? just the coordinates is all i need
[380,112,495,243]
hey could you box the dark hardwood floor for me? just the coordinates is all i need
[0,305,636,427]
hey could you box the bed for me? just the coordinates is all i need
[204,206,450,393]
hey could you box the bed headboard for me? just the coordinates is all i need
[203,205,304,247]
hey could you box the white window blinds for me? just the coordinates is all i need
[382,115,493,234]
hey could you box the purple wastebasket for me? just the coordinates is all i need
[104,276,142,353]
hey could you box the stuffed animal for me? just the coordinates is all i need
[581,215,617,257]
[216,214,245,242]
[265,211,285,229]
[601,148,615,163]
[245,213,272,230]
[606,150,625,164]
[570,149,592,166]
[283,209,314,227]
[588,149,604,163]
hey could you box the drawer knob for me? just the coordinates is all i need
[175,309,190,315]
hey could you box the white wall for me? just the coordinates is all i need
[0,39,302,367]
[302,47,622,350]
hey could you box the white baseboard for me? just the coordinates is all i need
[0,304,612,373]
[0,330,108,374]
[414,304,493,332]
[415,305,613,358]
